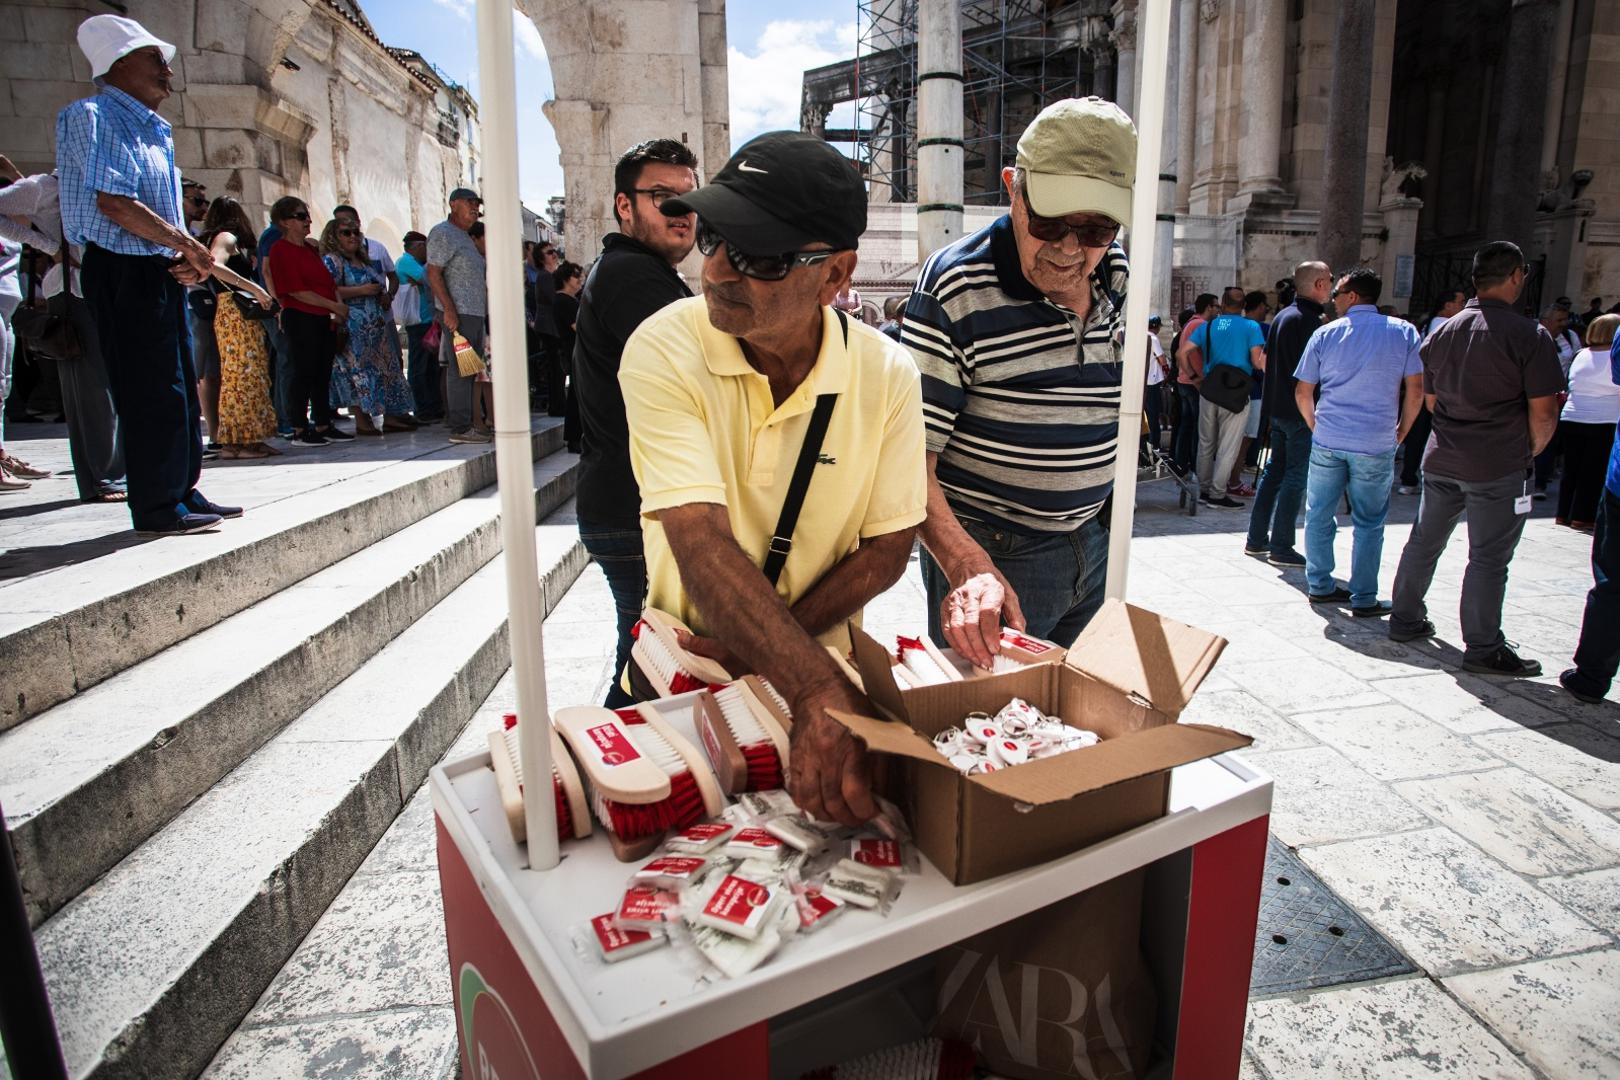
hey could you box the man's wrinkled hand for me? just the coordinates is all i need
[787,680,878,827]
[673,629,743,678]
[941,570,1026,669]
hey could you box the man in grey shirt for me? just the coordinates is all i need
[426,187,488,443]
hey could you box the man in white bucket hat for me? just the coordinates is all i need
[57,15,240,535]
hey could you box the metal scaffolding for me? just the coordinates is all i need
[803,0,1113,206]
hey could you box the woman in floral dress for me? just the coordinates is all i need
[319,219,415,434]
[202,199,279,459]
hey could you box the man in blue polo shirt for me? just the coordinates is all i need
[1185,286,1266,508]
[903,97,1135,667]
[1297,267,1424,616]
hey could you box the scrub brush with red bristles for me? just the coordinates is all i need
[487,714,591,846]
[554,703,726,861]
[696,682,791,793]
[630,607,735,697]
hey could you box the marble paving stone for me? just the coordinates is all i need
[249,870,451,1021]
[203,1005,458,1079]
[1290,702,1503,781]
[1369,672,1562,735]
[359,788,438,876]
[1239,1049,1267,1080]
[1239,746,1431,847]
[1179,689,1316,751]
[1300,827,1611,975]
[1221,656,1392,715]
[1245,978,1532,1079]
[1538,868,1620,932]
[1183,621,1312,666]
[1393,767,1620,876]
[1445,950,1620,1078]
[1473,725,1620,810]
[1500,675,1620,729]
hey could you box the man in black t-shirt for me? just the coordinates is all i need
[573,138,699,706]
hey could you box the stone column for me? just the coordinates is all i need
[1154,0,1182,323]
[1094,42,1118,110]
[1112,1,1137,117]
[1318,0,1377,274]
[1174,0,1199,212]
[1485,0,1560,252]
[1378,194,1422,310]
[1236,0,1286,200]
[698,0,731,182]
[917,0,965,260]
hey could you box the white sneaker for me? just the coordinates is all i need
[1397,484,1419,495]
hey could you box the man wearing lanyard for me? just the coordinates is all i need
[57,15,238,534]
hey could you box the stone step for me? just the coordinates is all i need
[0,450,577,930]
[0,421,565,732]
[31,506,589,1080]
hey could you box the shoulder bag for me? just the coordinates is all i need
[11,263,80,362]
[760,310,847,586]
[1197,317,1253,414]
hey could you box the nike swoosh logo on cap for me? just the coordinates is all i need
[737,161,768,174]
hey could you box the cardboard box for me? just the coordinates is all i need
[832,599,1251,885]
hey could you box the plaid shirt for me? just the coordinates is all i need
[55,86,183,258]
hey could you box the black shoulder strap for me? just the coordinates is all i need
[761,311,847,586]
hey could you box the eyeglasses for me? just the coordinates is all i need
[287,211,311,221]
[632,188,686,208]
[1018,187,1120,248]
[186,194,207,205]
[540,248,557,258]
[695,221,842,282]
[337,228,360,237]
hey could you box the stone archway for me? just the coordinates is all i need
[514,0,729,267]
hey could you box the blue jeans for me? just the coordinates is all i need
[1247,416,1312,553]
[266,315,299,431]
[578,519,646,709]
[1569,488,1620,698]
[1304,445,1396,607]
[921,513,1109,649]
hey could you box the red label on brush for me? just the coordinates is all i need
[799,888,844,928]
[698,715,725,769]
[1002,630,1053,653]
[592,913,653,953]
[617,886,675,925]
[851,838,902,868]
[704,874,774,931]
[634,856,707,881]
[585,722,641,766]
[732,827,782,850]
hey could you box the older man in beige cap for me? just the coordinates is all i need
[901,96,1136,666]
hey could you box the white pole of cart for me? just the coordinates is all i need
[1104,0,1172,601]
[475,0,559,870]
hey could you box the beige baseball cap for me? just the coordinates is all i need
[1015,97,1137,224]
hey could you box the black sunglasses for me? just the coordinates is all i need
[695,221,841,282]
[287,211,311,221]
[337,228,360,237]
[1018,187,1120,248]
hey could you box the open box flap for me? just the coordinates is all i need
[1063,599,1228,717]
[827,708,951,768]
[968,723,1252,806]
[848,623,913,725]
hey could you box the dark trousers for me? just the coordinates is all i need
[61,295,126,498]
[405,322,442,420]
[280,308,335,431]
[1173,382,1201,471]
[81,245,203,529]
[1567,488,1620,699]
[578,519,647,709]
[266,315,299,431]
[1534,423,1562,490]
[1400,405,1431,486]
[563,375,581,449]
[542,334,566,417]
[1246,414,1312,554]
[1390,470,1528,659]
[1556,421,1614,525]
[1143,382,1164,451]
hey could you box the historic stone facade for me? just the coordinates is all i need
[0,1,479,254]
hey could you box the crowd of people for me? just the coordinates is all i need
[0,15,1615,819]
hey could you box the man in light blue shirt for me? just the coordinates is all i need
[1186,286,1266,507]
[1295,267,1424,616]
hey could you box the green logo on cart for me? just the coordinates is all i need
[459,963,542,1080]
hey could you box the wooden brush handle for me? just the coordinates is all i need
[552,706,672,804]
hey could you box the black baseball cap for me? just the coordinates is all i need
[661,131,865,254]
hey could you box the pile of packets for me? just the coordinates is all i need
[580,789,918,979]
[930,697,1099,776]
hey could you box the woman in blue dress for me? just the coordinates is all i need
[320,219,416,434]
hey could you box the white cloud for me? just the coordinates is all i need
[513,12,546,62]
[728,19,858,147]
[431,0,473,19]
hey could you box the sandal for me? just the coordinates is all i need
[0,452,50,479]
[252,441,283,457]
[383,415,417,432]
[83,488,129,503]
[226,444,271,459]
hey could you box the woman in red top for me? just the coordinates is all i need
[265,196,352,445]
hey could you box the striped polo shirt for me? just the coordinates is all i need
[901,214,1128,534]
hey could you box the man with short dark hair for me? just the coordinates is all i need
[1389,241,1564,676]
[1186,285,1266,508]
[426,187,487,443]
[625,131,926,824]
[573,137,700,706]
[879,294,905,341]
[1245,260,1331,566]
[904,97,1136,665]
[1297,267,1423,616]
[1173,292,1217,474]
[181,179,207,235]
[1226,289,1272,496]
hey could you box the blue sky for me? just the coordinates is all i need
[369,1,858,212]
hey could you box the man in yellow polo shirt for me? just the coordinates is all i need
[620,131,927,825]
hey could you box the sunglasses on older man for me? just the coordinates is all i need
[695,221,843,282]
[1019,187,1120,248]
